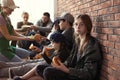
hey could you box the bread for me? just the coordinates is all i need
[52,56,61,66]
[34,34,42,42]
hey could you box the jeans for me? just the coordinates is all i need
[0,47,33,62]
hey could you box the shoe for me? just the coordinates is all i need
[13,76,23,80]
[9,68,15,79]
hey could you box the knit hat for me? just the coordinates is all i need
[1,0,19,9]
[60,12,74,24]
[50,32,66,43]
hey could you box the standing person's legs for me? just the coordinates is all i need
[43,67,68,80]
[0,53,10,62]
[0,53,22,62]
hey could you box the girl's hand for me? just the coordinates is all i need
[51,60,69,73]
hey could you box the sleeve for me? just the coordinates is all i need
[17,22,22,29]
[36,20,53,32]
[41,53,52,64]
[68,43,102,80]
[58,49,70,63]
[0,15,6,26]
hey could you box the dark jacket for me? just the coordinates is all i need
[66,36,103,80]
[17,21,33,29]
[42,47,70,64]
[62,27,74,50]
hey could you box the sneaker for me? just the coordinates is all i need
[13,76,23,80]
[8,68,15,79]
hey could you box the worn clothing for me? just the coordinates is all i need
[0,47,32,62]
[36,19,53,36]
[36,46,70,76]
[44,36,103,80]
[0,59,45,78]
[17,21,33,29]
[0,59,46,78]
[62,27,74,50]
[11,21,33,46]
[0,12,31,62]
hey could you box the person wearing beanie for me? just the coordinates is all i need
[13,32,70,80]
[0,0,35,62]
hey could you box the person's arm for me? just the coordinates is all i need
[41,53,52,64]
[37,23,52,32]
[0,25,32,41]
[36,20,53,32]
[58,48,70,63]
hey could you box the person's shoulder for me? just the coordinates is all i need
[17,21,23,24]
[89,36,101,48]
[0,14,4,20]
[0,14,6,25]
[48,19,53,23]
[37,19,42,22]
[28,22,33,25]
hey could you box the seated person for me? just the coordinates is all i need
[13,32,70,80]
[17,18,59,52]
[31,12,53,36]
[11,12,33,46]
[15,14,103,80]
[17,12,33,29]
[59,12,75,50]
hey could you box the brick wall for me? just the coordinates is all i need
[57,0,120,80]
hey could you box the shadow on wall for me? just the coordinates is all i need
[93,16,109,80]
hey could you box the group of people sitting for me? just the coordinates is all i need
[0,0,103,80]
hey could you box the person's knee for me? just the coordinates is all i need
[36,65,46,77]
[43,67,54,78]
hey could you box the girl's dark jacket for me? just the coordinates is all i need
[65,36,103,80]
[41,47,70,64]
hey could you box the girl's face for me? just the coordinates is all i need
[74,18,87,35]
[51,42,60,50]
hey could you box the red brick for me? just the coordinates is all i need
[115,49,120,57]
[98,22,108,28]
[113,57,120,65]
[102,40,114,48]
[108,48,116,55]
[113,0,120,6]
[104,54,113,61]
[97,34,108,40]
[101,28,113,34]
[108,35,119,42]
[114,28,120,35]
[98,8,108,15]
[99,1,113,9]
[108,21,120,27]
[115,13,120,20]
[115,42,120,49]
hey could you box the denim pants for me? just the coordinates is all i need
[0,47,33,62]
